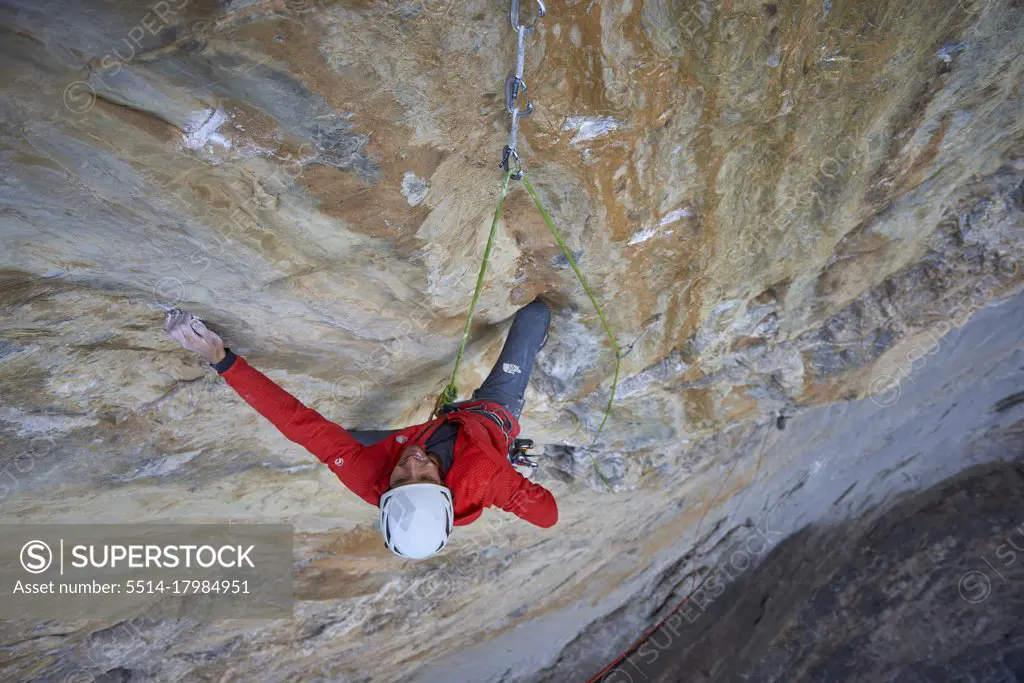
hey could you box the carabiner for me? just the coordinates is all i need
[505,74,534,116]
[510,0,546,31]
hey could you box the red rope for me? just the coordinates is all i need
[588,425,777,681]
[585,570,701,683]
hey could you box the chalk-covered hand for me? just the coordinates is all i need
[165,309,225,364]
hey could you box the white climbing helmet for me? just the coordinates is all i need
[379,483,454,560]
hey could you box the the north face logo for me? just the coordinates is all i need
[502,363,522,375]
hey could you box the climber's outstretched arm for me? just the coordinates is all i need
[163,310,365,476]
[216,354,364,466]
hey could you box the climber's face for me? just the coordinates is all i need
[390,444,443,488]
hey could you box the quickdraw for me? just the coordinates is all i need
[500,0,545,180]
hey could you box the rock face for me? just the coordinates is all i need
[0,0,1021,680]
[598,458,1024,683]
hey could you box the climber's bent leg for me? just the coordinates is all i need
[349,429,399,446]
[472,298,550,420]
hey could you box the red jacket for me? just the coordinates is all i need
[219,356,558,528]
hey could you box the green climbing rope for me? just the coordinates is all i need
[521,171,620,492]
[520,170,622,445]
[437,166,622,492]
[434,168,515,416]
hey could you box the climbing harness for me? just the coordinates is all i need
[436,0,622,486]
[437,399,516,450]
[437,398,536,469]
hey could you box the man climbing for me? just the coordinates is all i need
[164,300,557,560]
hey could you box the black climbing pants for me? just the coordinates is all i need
[350,299,550,446]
